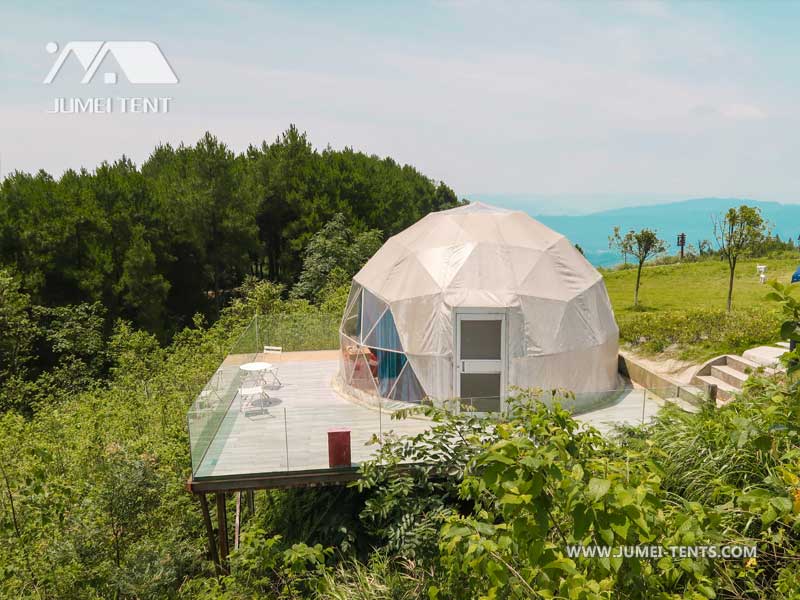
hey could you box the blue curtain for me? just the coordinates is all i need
[375,350,406,397]
[366,309,401,350]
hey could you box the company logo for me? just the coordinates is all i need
[44,41,178,84]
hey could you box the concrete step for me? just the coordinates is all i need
[777,341,791,349]
[675,385,705,407]
[711,364,748,388]
[695,375,739,404]
[663,396,702,413]
[742,346,787,367]
[724,354,762,374]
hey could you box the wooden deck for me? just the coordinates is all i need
[189,356,432,489]
[187,350,682,492]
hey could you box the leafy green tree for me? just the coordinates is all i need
[115,225,171,337]
[713,205,768,312]
[609,227,666,307]
[318,267,352,315]
[0,268,35,381]
[291,213,382,302]
[243,125,319,284]
[1,127,458,336]
[144,133,259,318]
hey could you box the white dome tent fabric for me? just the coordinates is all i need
[338,202,619,410]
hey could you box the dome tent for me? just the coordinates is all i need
[338,202,619,410]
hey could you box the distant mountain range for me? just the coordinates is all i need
[527,198,800,267]
[462,194,800,267]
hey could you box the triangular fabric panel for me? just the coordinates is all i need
[389,363,425,404]
[363,309,403,351]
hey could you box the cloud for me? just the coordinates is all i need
[691,103,768,120]
[720,103,767,120]
[0,1,796,201]
[622,0,671,19]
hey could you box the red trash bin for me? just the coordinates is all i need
[327,429,351,468]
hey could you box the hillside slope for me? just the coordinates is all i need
[605,255,798,360]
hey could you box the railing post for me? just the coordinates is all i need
[283,407,289,471]
[641,389,647,424]
[254,312,259,355]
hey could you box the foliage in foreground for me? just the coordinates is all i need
[187,381,800,600]
[0,278,349,598]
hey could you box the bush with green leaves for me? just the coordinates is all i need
[179,532,331,599]
[348,387,800,599]
[617,306,782,360]
[766,280,800,378]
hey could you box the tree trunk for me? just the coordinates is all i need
[634,262,643,307]
[727,262,735,312]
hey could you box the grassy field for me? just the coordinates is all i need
[603,255,799,361]
[603,256,799,314]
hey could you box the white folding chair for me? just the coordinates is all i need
[262,346,283,387]
[239,383,270,415]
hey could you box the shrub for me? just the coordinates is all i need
[617,306,782,360]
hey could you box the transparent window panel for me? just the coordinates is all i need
[460,320,502,360]
[340,333,360,383]
[460,373,501,412]
[349,348,379,395]
[361,289,387,340]
[390,363,425,404]
[364,309,403,351]
[343,282,362,316]
[374,349,407,397]
[342,288,362,340]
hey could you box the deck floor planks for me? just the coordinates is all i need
[194,356,671,481]
[195,359,432,478]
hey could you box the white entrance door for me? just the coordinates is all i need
[455,310,506,412]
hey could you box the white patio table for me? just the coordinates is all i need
[239,362,273,383]
[239,361,280,387]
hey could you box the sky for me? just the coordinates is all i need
[3,1,800,214]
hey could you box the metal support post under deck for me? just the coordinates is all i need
[198,493,220,574]
[234,491,242,550]
[215,492,230,572]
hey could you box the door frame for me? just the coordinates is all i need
[454,308,508,411]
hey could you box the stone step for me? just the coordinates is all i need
[663,396,702,413]
[724,354,761,374]
[742,346,787,367]
[695,375,738,404]
[776,341,791,349]
[711,364,748,388]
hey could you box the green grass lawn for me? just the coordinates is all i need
[603,256,799,315]
[602,255,800,361]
